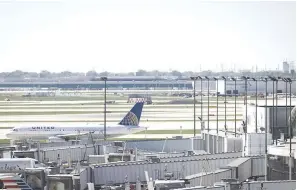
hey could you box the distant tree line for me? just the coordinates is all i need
[0,69,295,82]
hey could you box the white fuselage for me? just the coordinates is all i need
[6,124,145,140]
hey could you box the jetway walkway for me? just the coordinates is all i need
[184,157,265,187]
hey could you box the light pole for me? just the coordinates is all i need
[213,77,219,135]
[100,76,108,141]
[231,77,237,136]
[241,76,249,131]
[269,76,276,144]
[198,76,203,131]
[190,76,198,136]
[205,76,210,132]
[282,78,288,137]
[287,77,292,180]
[241,76,249,156]
[252,78,257,133]
[214,77,219,153]
[275,78,278,141]
[263,77,268,181]
[221,76,227,132]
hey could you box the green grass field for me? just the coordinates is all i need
[0,119,242,123]
[0,139,10,144]
[0,111,243,116]
[0,94,266,102]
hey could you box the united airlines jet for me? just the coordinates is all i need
[6,102,145,141]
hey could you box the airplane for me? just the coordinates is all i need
[6,102,146,142]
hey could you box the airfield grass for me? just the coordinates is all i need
[0,108,242,117]
[0,139,10,144]
[0,94,263,102]
[0,119,243,123]
[0,104,240,108]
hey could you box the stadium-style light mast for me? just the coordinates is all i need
[268,76,277,144]
[287,77,293,180]
[261,77,268,181]
[251,78,257,133]
[231,77,237,136]
[190,76,199,136]
[221,76,227,132]
[241,76,249,156]
[282,78,289,138]
[213,77,219,135]
[213,77,219,153]
[197,76,203,131]
[205,76,210,132]
[100,76,108,141]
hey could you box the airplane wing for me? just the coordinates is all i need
[56,131,94,139]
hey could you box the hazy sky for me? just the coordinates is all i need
[0,0,295,73]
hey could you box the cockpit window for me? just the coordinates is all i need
[13,129,18,131]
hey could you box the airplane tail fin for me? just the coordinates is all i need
[119,102,144,126]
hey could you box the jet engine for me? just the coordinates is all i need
[48,136,66,143]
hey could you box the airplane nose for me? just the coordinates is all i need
[6,132,13,138]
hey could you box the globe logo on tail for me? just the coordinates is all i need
[121,111,139,126]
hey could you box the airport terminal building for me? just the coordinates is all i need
[0,77,193,90]
[1,76,295,95]
[215,79,296,95]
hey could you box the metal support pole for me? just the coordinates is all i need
[234,79,237,136]
[289,80,292,180]
[104,80,107,141]
[216,79,219,134]
[275,80,278,126]
[245,78,248,129]
[264,78,268,181]
[285,79,288,135]
[272,80,275,144]
[200,78,203,130]
[216,79,219,153]
[224,78,227,132]
[207,78,210,132]
[193,79,196,137]
[275,79,278,145]
[255,80,258,133]
[244,77,248,156]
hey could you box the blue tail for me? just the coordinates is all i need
[119,102,144,126]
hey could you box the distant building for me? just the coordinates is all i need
[290,61,296,76]
[283,61,290,73]
[0,79,193,90]
[216,79,296,96]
